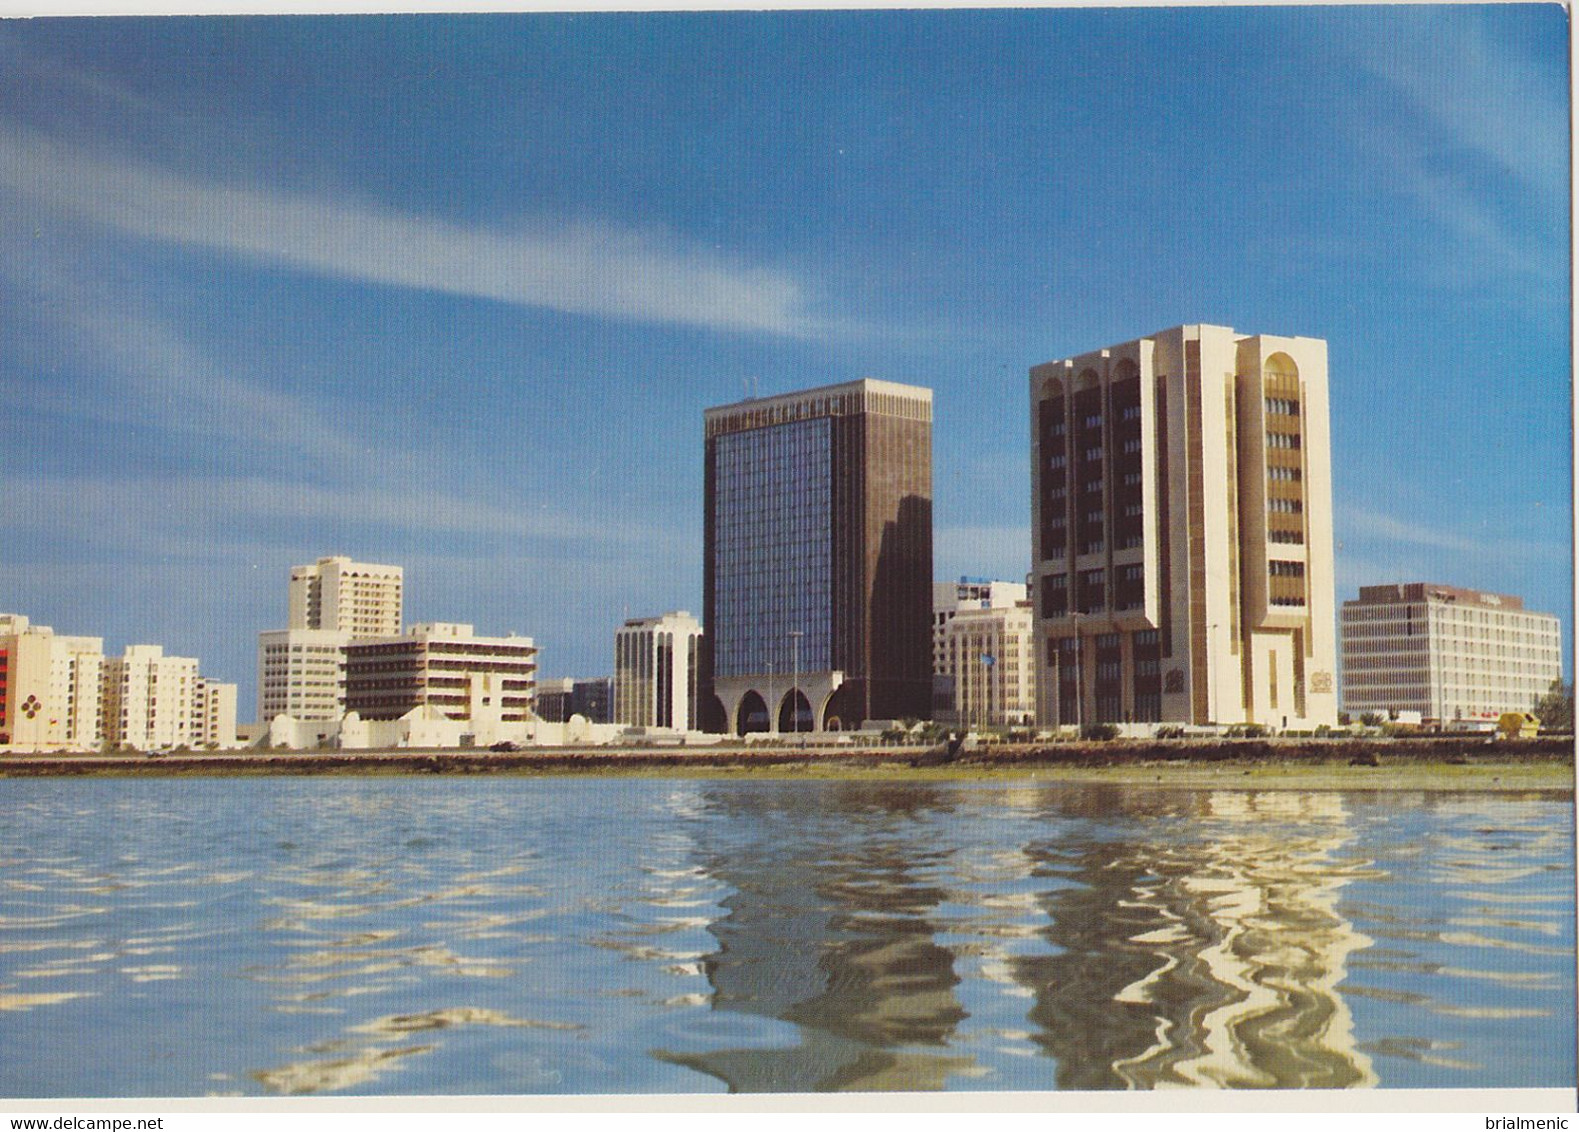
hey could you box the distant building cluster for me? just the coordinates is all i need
[4,323,1565,753]
[0,614,236,752]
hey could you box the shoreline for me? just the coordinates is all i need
[0,736,1571,793]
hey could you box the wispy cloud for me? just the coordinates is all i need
[1340,506,1568,565]
[1329,9,1568,289]
[0,473,694,562]
[0,125,830,338]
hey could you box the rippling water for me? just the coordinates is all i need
[0,777,1571,1096]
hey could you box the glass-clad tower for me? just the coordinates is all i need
[702,379,933,734]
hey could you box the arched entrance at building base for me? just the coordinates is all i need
[735,690,769,736]
[777,690,814,733]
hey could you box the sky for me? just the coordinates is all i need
[0,5,1570,720]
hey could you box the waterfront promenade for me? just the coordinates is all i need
[1,736,1570,792]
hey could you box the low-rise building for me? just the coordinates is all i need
[257,628,352,723]
[932,584,1037,728]
[344,622,537,724]
[1340,583,1563,724]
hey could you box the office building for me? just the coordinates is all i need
[288,555,403,637]
[1341,583,1563,723]
[614,611,703,730]
[702,379,933,733]
[0,614,104,749]
[1030,325,1338,729]
[534,678,575,723]
[932,581,1036,728]
[257,628,352,722]
[571,677,612,724]
[259,555,403,724]
[344,622,537,723]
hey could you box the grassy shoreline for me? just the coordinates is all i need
[1,737,1571,793]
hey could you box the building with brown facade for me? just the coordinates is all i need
[344,622,537,724]
[1030,325,1338,729]
[702,379,933,733]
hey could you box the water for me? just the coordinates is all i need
[0,776,1571,1096]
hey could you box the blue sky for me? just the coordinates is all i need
[0,6,1570,719]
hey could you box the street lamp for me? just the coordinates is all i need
[789,629,804,738]
[767,660,776,735]
[1072,611,1084,733]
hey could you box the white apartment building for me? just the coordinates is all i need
[102,645,199,750]
[932,580,1034,727]
[257,628,352,722]
[0,614,104,749]
[1341,583,1563,723]
[1031,325,1339,730]
[615,611,703,730]
[288,556,403,637]
[194,677,238,749]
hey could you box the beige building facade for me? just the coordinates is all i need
[260,555,404,725]
[932,580,1035,727]
[1341,583,1563,723]
[1030,324,1338,729]
[614,611,703,730]
[0,614,104,750]
[257,628,352,723]
[288,555,404,637]
[102,645,199,750]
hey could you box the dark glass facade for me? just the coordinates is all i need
[703,381,933,730]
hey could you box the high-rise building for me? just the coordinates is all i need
[259,556,404,724]
[931,581,1036,728]
[1030,325,1338,729]
[614,611,703,730]
[344,622,537,724]
[1340,583,1563,723]
[702,379,933,733]
[0,614,104,749]
[288,556,403,637]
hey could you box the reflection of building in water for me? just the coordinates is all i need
[1011,788,1376,1088]
[658,784,972,1092]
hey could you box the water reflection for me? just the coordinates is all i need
[660,784,1385,1090]
[0,778,1570,1096]
[658,784,974,1091]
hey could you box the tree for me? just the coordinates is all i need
[1533,678,1574,733]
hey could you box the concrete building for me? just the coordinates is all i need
[193,677,238,749]
[101,644,239,750]
[702,379,933,734]
[932,581,1036,728]
[288,555,404,637]
[0,614,104,750]
[257,628,352,723]
[1030,325,1338,730]
[614,611,703,730]
[1341,583,1563,724]
[258,556,403,726]
[344,622,537,725]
